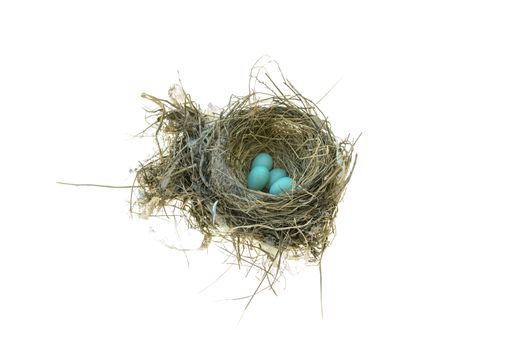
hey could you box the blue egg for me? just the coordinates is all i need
[267,168,288,189]
[247,165,270,191]
[269,177,294,195]
[251,152,273,170]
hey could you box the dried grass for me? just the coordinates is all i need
[132,62,358,287]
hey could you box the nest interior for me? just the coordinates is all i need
[134,79,356,265]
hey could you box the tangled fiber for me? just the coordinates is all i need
[132,65,357,270]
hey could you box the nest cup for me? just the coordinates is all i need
[134,76,356,265]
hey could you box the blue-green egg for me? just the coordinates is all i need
[267,168,288,189]
[247,165,270,191]
[269,176,294,195]
[251,152,273,170]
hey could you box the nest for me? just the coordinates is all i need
[132,69,357,268]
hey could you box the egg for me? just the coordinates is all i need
[269,176,294,195]
[251,152,273,170]
[247,165,271,191]
[267,168,288,189]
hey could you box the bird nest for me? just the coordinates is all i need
[132,68,357,269]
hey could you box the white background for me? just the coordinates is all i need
[1,0,527,349]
